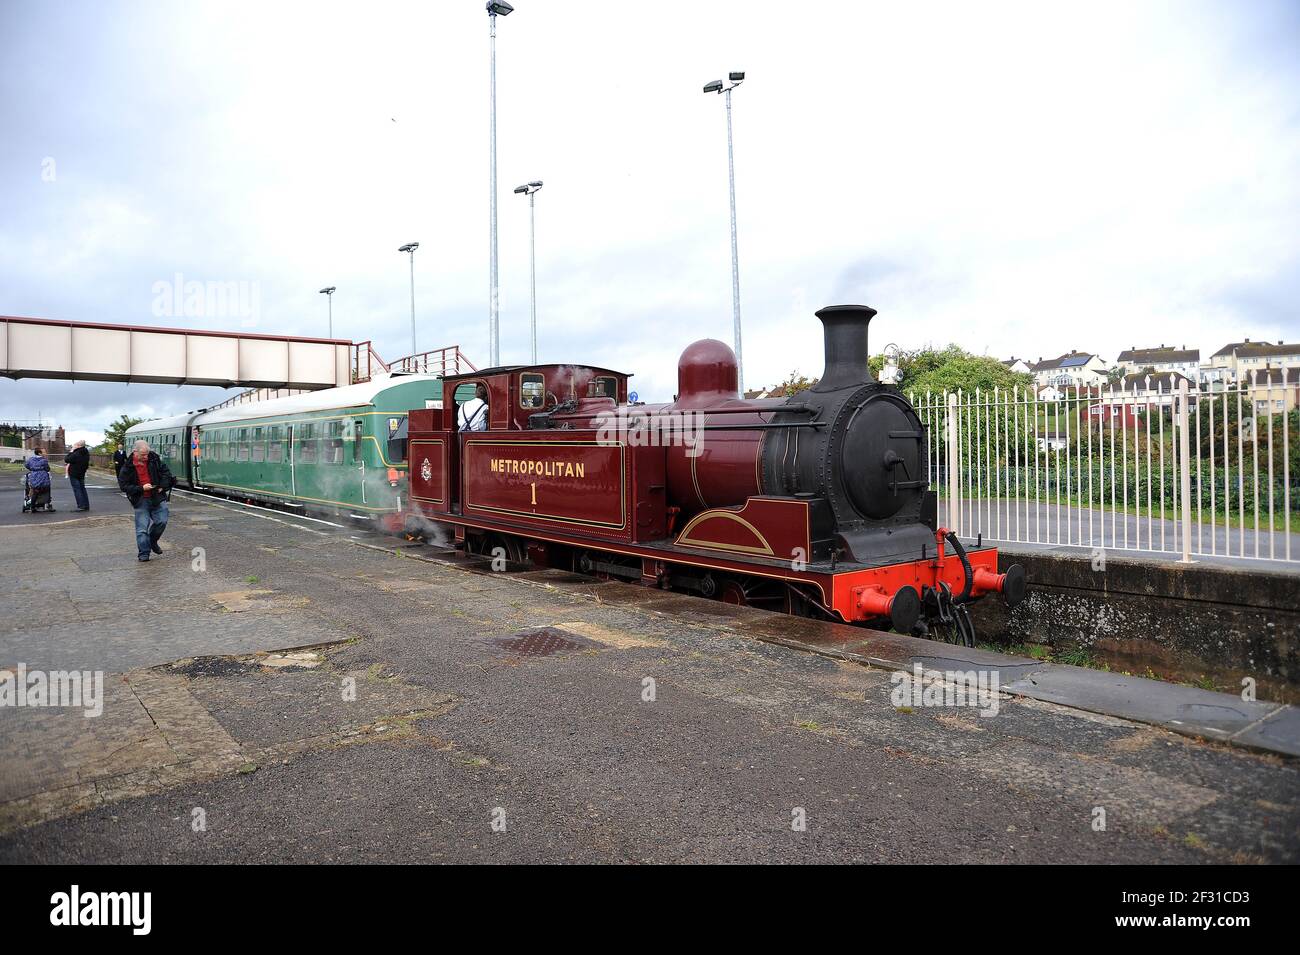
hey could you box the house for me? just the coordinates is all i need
[1030,351,1110,387]
[1085,400,1143,429]
[1119,371,1197,407]
[1244,367,1300,415]
[3,422,67,454]
[1002,357,1032,375]
[1036,385,1066,402]
[1206,339,1300,384]
[1115,345,1199,378]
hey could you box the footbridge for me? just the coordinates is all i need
[1,315,353,389]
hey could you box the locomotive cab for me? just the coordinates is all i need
[440,364,630,433]
[406,363,633,521]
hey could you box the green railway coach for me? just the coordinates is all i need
[125,375,443,521]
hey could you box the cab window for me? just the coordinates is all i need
[520,373,545,409]
[590,376,617,399]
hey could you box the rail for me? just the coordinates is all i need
[351,341,390,384]
[384,345,477,378]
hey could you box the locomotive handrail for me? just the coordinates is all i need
[634,405,818,416]
[697,422,827,431]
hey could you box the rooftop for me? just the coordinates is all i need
[1211,339,1299,359]
[1031,351,1101,372]
[1117,345,1200,363]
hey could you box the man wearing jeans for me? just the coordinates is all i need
[63,439,91,511]
[117,439,176,562]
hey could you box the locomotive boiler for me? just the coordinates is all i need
[404,304,1025,644]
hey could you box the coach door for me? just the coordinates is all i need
[287,424,297,496]
[354,419,366,504]
[450,381,483,514]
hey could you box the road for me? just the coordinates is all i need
[954,496,1300,569]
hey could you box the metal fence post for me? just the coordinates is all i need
[1179,377,1193,563]
[947,391,960,534]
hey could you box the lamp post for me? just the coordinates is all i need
[703,71,746,393]
[487,0,514,367]
[398,243,419,357]
[513,180,543,363]
[318,286,336,338]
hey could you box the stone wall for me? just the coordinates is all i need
[968,548,1300,703]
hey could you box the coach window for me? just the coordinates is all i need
[326,421,345,464]
[268,426,283,463]
[590,376,617,399]
[386,416,408,462]
[299,423,318,464]
[237,428,250,462]
[251,427,265,462]
[520,373,545,409]
[353,420,365,463]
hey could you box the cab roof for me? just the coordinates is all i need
[440,363,630,383]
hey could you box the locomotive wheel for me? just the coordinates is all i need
[719,577,794,614]
[466,532,531,569]
[573,550,640,582]
[500,535,531,568]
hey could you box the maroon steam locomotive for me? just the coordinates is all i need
[403,304,1025,644]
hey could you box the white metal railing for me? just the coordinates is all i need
[389,345,477,377]
[207,386,311,411]
[912,372,1299,564]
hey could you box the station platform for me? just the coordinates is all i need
[1,470,1296,863]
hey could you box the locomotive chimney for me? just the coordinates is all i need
[814,304,877,392]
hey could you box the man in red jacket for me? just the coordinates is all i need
[117,439,177,562]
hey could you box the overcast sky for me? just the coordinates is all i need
[2,0,1298,443]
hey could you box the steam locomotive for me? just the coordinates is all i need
[406,304,1025,644]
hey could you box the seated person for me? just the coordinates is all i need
[458,383,490,432]
[24,448,53,512]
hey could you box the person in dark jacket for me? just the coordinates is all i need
[117,439,176,561]
[24,449,54,512]
[112,445,128,473]
[64,440,91,511]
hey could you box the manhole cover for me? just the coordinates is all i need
[492,627,591,658]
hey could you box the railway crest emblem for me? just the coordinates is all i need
[420,458,432,482]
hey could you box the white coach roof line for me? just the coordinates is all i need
[126,412,201,435]
[193,375,442,426]
[125,374,442,434]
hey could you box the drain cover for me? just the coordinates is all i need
[493,627,590,658]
